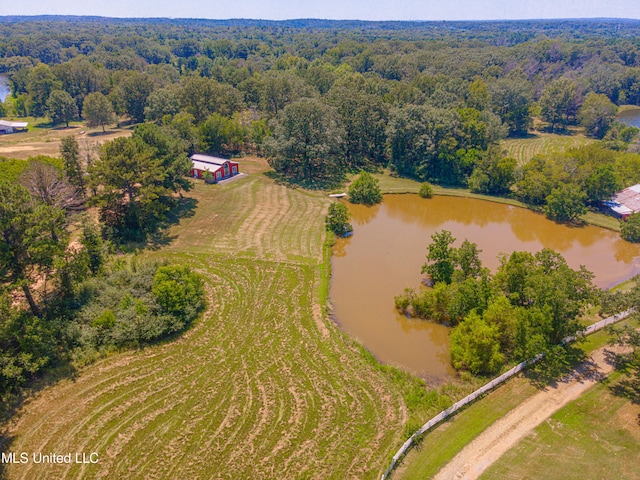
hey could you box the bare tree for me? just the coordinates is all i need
[19,162,84,214]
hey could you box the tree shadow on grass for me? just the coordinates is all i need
[121,196,198,252]
[539,125,576,136]
[0,362,79,421]
[0,433,11,479]
[607,352,640,426]
[150,196,198,249]
[263,170,346,191]
[524,344,592,390]
[609,375,640,403]
[0,361,78,468]
[608,351,640,404]
[606,325,640,420]
[51,125,80,131]
[86,130,120,137]
[510,131,539,139]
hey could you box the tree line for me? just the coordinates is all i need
[2,18,640,190]
[3,15,640,408]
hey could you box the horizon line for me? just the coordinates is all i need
[1,15,640,23]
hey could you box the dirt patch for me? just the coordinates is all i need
[616,402,640,442]
[0,125,132,159]
[0,145,37,153]
[433,344,632,480]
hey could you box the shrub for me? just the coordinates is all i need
[70,262,204,354]
[418,182,434,198]
[348,171,382,205]
[325,202,353,237]
[203,170,215,183]
[152,264,205,320]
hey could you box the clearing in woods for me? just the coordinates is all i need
[500,132,595,165]
[163,159,327,265]
[1,157,408,479]
[0,121,132,159]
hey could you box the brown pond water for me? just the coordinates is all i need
[330,195,640,380]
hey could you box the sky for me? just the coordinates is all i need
[1,0,640,21]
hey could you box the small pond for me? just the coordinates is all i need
[617,107,640,128]
[330,195,640,380]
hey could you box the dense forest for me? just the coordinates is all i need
[2,18,640,174]
[2,17,640,196]
[3,17,640,400]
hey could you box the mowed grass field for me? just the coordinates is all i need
[500,132,595,165]
[480,374,640,480]
[2,157,408,479]
[163,159,326,265]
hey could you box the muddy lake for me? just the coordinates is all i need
[330,194,640,380]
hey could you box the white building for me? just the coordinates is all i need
[0,119,28,134]
[607,184,640,219]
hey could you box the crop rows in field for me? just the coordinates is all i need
[3,162,408,480]
[500,134,595,165]
[166,175,328,265]
[4,254,406,480]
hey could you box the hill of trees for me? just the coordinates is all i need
[2,17,640,189]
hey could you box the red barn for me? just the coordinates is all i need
[190,154,240,183]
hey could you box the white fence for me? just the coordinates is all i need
[380,309,634,480]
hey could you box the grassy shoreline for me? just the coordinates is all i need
[372,172,621,232]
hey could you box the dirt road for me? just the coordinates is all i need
[433,344,628,480]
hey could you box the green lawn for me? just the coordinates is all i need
[393,376,539,480]
[481,373,640,480]
[392,318,640,480]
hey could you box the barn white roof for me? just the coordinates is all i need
[191,160,223,172]
[190,154,231,166]
[0,119,28,128]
